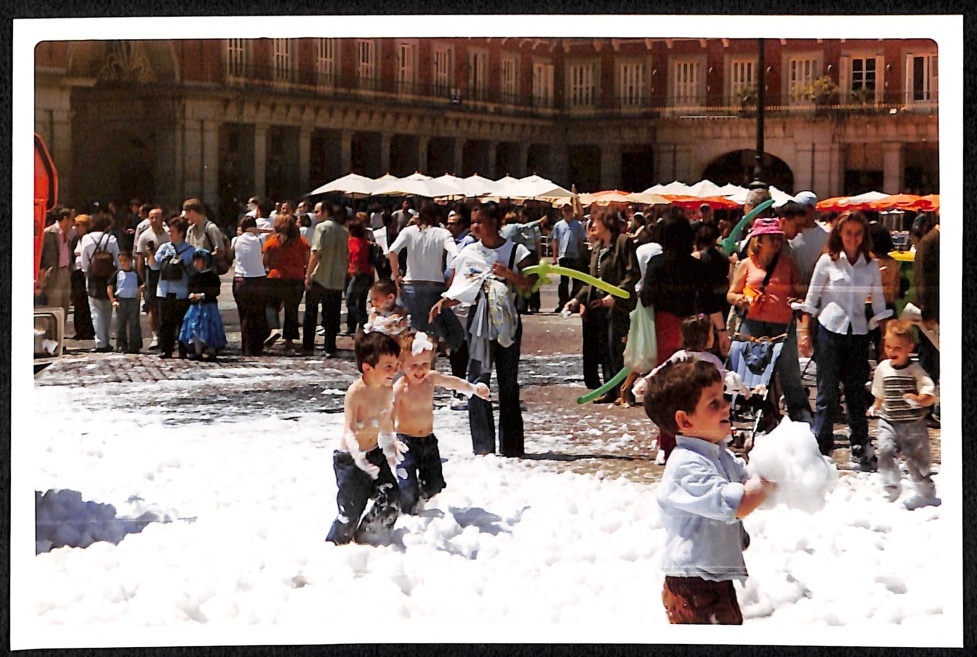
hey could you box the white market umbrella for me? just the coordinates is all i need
[458,173,498,198]
[308,172,376,198]
[373,177,443,198]
[717,183,748,197]
[843,191,890,205]
[432,173,466,199]
[685,180,723,198]
[644,180,691,195]
[495,175,572,201]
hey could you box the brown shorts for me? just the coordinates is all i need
[662,576,743,625]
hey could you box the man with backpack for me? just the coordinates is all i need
[184,198,233,276]
[79,212,120,352]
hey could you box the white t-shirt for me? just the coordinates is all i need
[135,226,170,260]
[232,232,267,277]
[454,239,531,277]
[256,217,274,246]
[386,225,460,283]
[635,242,663,292]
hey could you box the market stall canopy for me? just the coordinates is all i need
[494,174,573,201]
[307,172,376,198]
[717,183,749,197]
[663,195,740,210]
[458,173,498,198]
[724,185,796,207]
[372,171,446,198]
[644,180,691,195]
[866,194,939,212]
[685,180,724,198]
[625,191,671,206]
[817,191,890,212]
[431,173,466,199]
[577,190,632,206]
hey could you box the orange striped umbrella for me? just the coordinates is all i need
[664,195,740,210]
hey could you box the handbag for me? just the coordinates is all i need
[623,303,658,373]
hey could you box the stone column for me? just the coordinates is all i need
[380,132,393,175]
[793,143,815,193]
[515,141,530,177]
[202,120,220,206]
[417,135,430,174]
[486,141,498,179]
[339,129,353,174]
[253,123,268,196]
[882,142,905,194]
[453,138,465,177]
[298,126,312,193]
[183,118,203,198]
[600,143,622,191]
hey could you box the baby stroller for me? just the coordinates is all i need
[725,330,789,449]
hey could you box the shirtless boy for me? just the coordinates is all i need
[393,332,490,513]
[326,331,410,544]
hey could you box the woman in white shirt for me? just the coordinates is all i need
[232,215,270,356]
[797,211,891,468]
[385,201,460,336]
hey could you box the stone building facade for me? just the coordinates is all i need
[34,36,939,216]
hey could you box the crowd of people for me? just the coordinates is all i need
[36,184,942,625]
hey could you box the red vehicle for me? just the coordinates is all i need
[34,134,63,371]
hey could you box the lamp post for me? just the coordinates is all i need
[750,38,767,190]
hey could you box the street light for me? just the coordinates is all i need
[750,38,768,190]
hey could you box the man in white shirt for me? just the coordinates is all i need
[548,202,587,310]
[134,207,170,349]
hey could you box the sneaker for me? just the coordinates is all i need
[903,495,941,511]
[654,450,666,465]
[264,332,281,347]
[316,326,326,336]
[148,337,159,350]
[450,393,469,411]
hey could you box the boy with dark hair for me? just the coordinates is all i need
[869,320,940,509]
[645,358,775,624]
[326,331,408,544]
[106,251,144,354]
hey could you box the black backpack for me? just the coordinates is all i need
[160,244,191,281]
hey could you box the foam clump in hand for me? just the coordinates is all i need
[746,418,838,513]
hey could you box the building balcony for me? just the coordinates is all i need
[220,66,937,122]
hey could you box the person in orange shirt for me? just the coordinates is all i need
[263,211,310,355]
[346,213,375,336]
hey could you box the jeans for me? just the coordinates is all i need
[345,273,373,333]
[114,297,142,352]
[70,269,94,339]
[233,276,268,356]
[812,325,871,454]
[467,320,524,457]
[581,309,607,389]
[268,278,304,341]
[303,282,342,352]
[325,448,401,545]
[590,306,629,398]
[395,434,447,514]
[740,318,811,422]
[401,281,446,335]
[159,295,191,357]
[88,296,113,349]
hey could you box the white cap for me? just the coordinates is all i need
[795,191,818,208]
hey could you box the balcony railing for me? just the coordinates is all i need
[221,65,938,119]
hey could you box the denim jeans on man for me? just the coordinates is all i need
[303,282,342,353]
[400,281,446,335]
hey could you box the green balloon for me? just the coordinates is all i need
[523,263,631,299]
[576,367,631,404]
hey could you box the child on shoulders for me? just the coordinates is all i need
[644,358,775,624]
[868,320,940,510]
[326,331,409,545]
[393,331,490,513]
